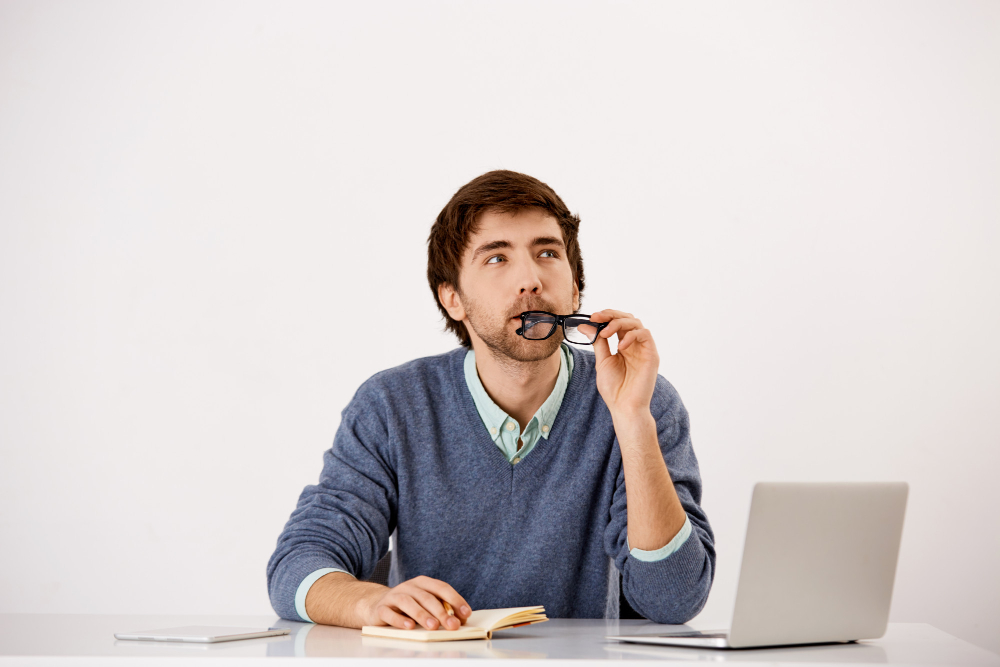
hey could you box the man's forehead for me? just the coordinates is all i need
[465,208,562,252]
[476,207,559,229]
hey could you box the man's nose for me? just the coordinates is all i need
[517,261,543,295]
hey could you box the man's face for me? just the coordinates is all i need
[449,208,580,362]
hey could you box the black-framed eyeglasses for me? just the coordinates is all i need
[515,311,610,345]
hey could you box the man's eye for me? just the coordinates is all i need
[540,250,558,258]
[486,255,505,264]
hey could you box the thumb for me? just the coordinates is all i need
[593,332,612,366]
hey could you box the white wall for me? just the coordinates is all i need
[1,0,997,655]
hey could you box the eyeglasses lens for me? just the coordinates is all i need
[522,313,557,339]
[565,317,601,344]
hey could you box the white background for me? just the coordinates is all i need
[1,0,998,655]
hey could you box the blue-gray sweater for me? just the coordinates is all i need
[266,346,715,624]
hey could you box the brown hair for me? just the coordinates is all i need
[427,170,586,347]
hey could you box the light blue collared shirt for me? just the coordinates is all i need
[463,343,573,463]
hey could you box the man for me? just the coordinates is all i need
[266,170,715,630]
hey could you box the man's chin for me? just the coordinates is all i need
[485,335,562,363]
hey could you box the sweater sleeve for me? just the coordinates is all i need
[604,375,716,624]
[265,379,397,622]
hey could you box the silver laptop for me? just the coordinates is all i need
[608,481,908,649]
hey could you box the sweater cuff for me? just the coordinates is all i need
[626,516,692,562]
[621,518,712,624]
[294,568,355,623]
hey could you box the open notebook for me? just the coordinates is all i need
[361,606,547,642]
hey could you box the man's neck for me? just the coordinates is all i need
[471,343,561,431]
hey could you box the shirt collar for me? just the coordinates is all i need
[463,344,572,441]
[463,348,509,438]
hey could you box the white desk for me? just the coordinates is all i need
[1,615,997,665]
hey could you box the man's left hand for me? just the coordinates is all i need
[590,309,660,418]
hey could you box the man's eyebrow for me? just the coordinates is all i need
[471,240,512,261]
[531,236,565,249]
[470,236,566,263]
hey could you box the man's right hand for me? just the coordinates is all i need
[362,575,472,630]
[305,571,472,630]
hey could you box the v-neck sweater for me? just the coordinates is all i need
[266,346,715,624]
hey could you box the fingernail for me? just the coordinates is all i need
[461,605,471,616]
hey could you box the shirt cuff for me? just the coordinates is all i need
[627,516,692,563]
[294,567,355,623]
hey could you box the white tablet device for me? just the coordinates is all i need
[114,626,291,643]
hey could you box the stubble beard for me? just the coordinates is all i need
[462,292,563,365]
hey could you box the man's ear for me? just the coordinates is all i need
[572,279,580,313]
[437,282,466,322]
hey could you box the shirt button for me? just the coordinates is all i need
[512,457,520,464]
[490,427,497,435]
[506,422,516,431]
[541,425,549,433]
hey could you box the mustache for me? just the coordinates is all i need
[509,300,558,319]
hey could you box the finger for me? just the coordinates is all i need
[415,578,473,623]
[412,588,460,631]
[591,309,634,322]
[618,327,654,352]
[599,317,643,339]
[593,327,612,364]
[617,329,637,352]
[377,604,417,630]
[394,594,440,630]
[590,310,611,323]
